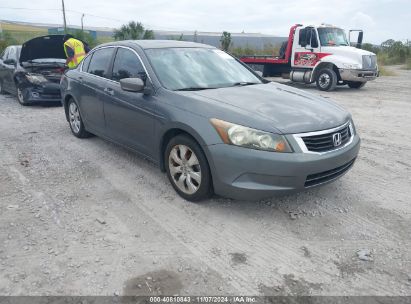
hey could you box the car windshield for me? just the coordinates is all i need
[145,48,262,91]
[318,28,349,46]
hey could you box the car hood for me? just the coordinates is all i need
[19,35,69,64]
[180,82,350,134]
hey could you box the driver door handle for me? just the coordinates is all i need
[103,87,114,96]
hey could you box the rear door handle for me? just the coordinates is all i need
[103,87,114,96]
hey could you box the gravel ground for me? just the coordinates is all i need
[0,66,410,296]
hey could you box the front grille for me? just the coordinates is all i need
[305,158,356,187]
[362,55,377,70]
[301,124,351,153]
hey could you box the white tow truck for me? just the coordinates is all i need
[241,24,379,91]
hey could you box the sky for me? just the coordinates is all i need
[0,0,410,44]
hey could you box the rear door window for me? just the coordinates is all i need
[87,48,114,78]
[111,48,146,82]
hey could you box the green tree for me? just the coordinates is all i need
[113,21,155,41]
[0,31,18,53]
[143,30,155,40]
[361,43,380,54]
[381,39,395,48]
[69,30,98,48]
[220,31,232,51]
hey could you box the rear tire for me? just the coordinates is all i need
[316,68,337,91]
[67,98,92,138]
[165,135,212,202]
[17,86,29,106]
[347,81,366,89]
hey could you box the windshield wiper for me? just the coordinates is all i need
[174,87,216,91]
[230,82,260,87]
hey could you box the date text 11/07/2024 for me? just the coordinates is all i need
[149,296,258,303]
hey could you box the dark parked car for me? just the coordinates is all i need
[61,40,360,201]
[0,35,70,105]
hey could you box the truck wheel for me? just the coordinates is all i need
[316,68,337,91]
[347,81,366,89]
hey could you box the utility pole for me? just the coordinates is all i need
[81,14,85,32]
[62,0,67,33]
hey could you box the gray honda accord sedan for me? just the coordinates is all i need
[60,40,360,201]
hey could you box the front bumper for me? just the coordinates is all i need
[206,135,360,201]
[21,82,62,104]
[339,68,379,82]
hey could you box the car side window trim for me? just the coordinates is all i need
[111,47,147,82]
[85,47,116,80]
[80,45,153,85]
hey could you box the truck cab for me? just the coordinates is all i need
[241,24,379,91]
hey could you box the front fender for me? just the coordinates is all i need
[310,55,359,82]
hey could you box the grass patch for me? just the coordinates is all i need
[378,65,397,76]
[402,58,411,70]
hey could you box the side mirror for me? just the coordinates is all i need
[357,31,363,48]
[4,58,16,66]
[254,70,263,77]
[120,77,145,92]
[349,29,363,48]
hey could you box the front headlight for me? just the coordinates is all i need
[210,118,292,152]
[342,63,362,69]
[25,73,48,84]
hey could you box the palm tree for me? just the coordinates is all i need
[220,31,232,51]
[113,21,155,41]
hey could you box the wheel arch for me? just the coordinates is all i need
[158,124,210,173]
[311,61,341,82]
[63,94,76,122]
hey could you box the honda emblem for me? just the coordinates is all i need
[333,132,342,147]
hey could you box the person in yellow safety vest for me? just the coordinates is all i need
[63,37,87,69]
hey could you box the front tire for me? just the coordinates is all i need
[347,81,366,89]
[67,98,92,138]
[316,68,337,91]
[165,135,212,202]
[17,86,29,106]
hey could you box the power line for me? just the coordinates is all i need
[0,6,61,11]
[0,6,123,23]
[0,5,189,31]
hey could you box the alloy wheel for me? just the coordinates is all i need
[69,102,81,134]
[168,144,202,195]
[319,73,330,88]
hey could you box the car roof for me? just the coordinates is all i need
[98,40,215,50]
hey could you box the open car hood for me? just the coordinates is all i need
[19,34,72,63]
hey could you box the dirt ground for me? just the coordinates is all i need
[0,66,410,296]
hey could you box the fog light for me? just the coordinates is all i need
[32,92,40,98]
